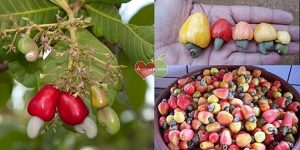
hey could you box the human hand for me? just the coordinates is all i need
[155,0,299,65]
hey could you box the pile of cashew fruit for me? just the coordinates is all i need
[158,66,299,150]
[179,13,291,58]
[27,84,120,139]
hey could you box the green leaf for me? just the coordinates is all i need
[0,0,59,26]
[128,4,154,26]
[85,3,154,63]
[82,0,130,4]
[42,29,120,106]
[23,88,38,102]
[0,71,13,107]
[0,0,60,60]
[8,56,41,88]
[128,24,154,44]
[118,51,146,111]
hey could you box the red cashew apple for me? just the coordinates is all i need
[191,119,202,131]
[198,111,214,125]
[213,88,229,100]
[158,99,170,115]
[262,109,278,123]
[58,92,88,125]
[211,18,232,50]
[168,96,178,110]
[241,105,256,122]
[274,97,288,109]
[223,72,233,82]
[178,77,191,87]
[27,84,60,139]
[281,111,293,135]
[178,141,188,149]
[291,112,299,125]
[262,123,277,135]
[163,131,170,143]
[263,134,275,145]
[159,116,166,127]
[274,141,290,150]
[57,92,97,138]
[183,83,195,95]
[220,129,232,148]
[288,101,300,112]
[198,130,210,143]
[228,144,239,150]
[179,121,191,130]
[209,132,219,143]
[177,97,191,110]
[232,107,244,120]
[195,81,208,93]
[179,128,194,141]
[169,130,180,146]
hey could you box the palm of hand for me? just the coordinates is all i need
[155,0,299,65]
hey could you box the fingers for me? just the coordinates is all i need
[288,42,300,55]
[229,6,293,25]
[155,0,193,49]
[156,43,195,65]
[251,24,299,42]
[224,40,299,55]
[226,52,281,65]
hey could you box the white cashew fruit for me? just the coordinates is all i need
[74,117,98,139]
[25,49,39,62]
[27,116,45,139]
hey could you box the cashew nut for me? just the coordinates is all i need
[25,50,39,62]
[27,116,45,139]
[74,117,97,139]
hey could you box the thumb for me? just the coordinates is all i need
[155,0,193,48]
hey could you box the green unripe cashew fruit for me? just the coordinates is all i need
[96,107,120,135]
[18,36,38,54]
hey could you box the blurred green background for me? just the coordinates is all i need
[0,1,154,150]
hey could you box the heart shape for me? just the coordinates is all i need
[134,61,154,79]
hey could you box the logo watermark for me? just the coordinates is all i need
[134,54,168,79]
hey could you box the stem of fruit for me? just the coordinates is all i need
[258,41,273,54]
[50,0,75,20]
[236,40,249,50]
[9,31,20,52]
[67,29,76,70]
[89,55,121,68]
[2,23,58,34]
[214,38,224,50]
[275,43,288,55]
[69,0,83,17]
[50,0,77,69]
[184,43,201,58]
